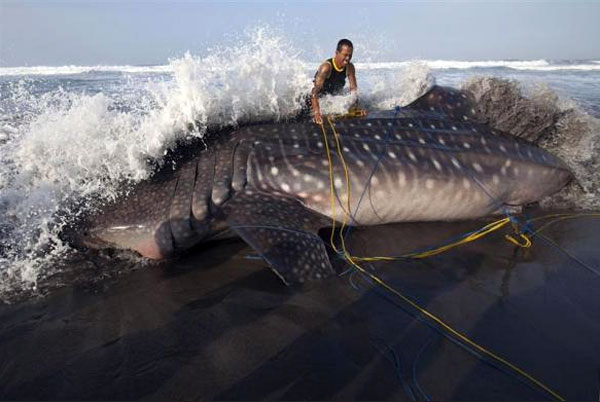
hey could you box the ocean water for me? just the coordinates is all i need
[1,31,599,300]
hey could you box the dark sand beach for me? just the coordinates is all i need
[1,211,599,400]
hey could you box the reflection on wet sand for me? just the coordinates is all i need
[0,211,599,400]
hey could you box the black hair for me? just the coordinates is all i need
[336,39,353,52]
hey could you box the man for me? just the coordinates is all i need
[310,38,366,125]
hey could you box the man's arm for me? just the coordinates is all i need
[347,62,358,93]
[311,62,331,125]
[346,63,366,117]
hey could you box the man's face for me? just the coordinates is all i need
[335,45,353,67]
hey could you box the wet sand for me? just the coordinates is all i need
[1,211,599,400]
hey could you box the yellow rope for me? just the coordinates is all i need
[318,115,565,401]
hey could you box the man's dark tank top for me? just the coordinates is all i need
[316,58,347,95]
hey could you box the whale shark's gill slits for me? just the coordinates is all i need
[211,141,236,208]
[191,149,215,226]
[169,160,200,249]
[231,139,255,193]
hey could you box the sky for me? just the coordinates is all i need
[1,0,599,67]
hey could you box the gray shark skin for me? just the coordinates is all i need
[76,86,572,284]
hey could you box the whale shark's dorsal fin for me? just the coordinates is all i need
[223,191,334,285]
[406,85,483,122]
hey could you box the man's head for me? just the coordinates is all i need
[335,38,353,68]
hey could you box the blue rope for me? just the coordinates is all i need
[412,335,434,401]
[371,338,418,402]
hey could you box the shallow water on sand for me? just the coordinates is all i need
[1,211,598,400]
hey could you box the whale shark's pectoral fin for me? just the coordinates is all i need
[407,85,483,122]
[222,191,334,285]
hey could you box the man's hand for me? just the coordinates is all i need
[313,109,323,125]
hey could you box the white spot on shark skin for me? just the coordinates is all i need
[316,180,325,189]
[293,182,302,191]
[291,169,300,177]
[472,162,483,173]
[408,122,414,128]
[452,126,457,131]
[271,166,279,176]
[321,159,329,167]
[480,137,486,145]
[388,151,397,159]
[463,178,472,189]
[430,124,436,129]
[501,166,507,175]
[463,116,469,121]
[268,156,275,162]
[313,194,323,202]
[334,178,343,188]
[425,179,435,189]
[317,141,323,148]
[500,145,507,153]
[354,133,360,138]
[419,138,426,144]
[371,176,379,186]
[451,158,461,169]
[297,154,304,159]
[395,134,402,140]
[298,191,308,198]
[375,134,381,140]
[432,159,442,171]
[429,106,435,111]
[281,183,291,192]
[492,174,500,185]
[293,143,300,148]
[463,142,471,149]
[408,151,417,162]
[362,143,370,151]
[303,174,313,182]
[438,138,446,145]
[505,159,512,167]
[357,160,365,167]
[513,167,520,175]
[343,146,350,153]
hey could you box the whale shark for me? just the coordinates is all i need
[75,86,572,284]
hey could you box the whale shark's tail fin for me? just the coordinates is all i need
[223,190,334,285]
[406,85,484,123]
